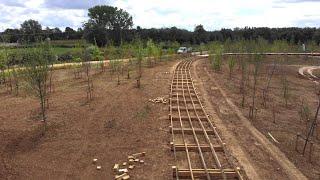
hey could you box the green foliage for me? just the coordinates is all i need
[84,46,104,61]
[86,5,133,45]
[20,19,42,43]
[228,56,236,78]
[105,44,119,60]
[24,42,53,122]
[0,50,6,70]
[210,44,223,71]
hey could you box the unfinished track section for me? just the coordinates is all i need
[169,58,242,179]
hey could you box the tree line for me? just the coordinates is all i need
[1,5,320,47]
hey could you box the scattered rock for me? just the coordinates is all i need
[113,164,119,172]
[128,159,134,165]
[113,152,146,178]
[132,152,146,158]
[92,158,98,164]
[119,168,128,173]
[149,97,167,104]
[128,156,134,160]
[96,166,102,170]
[122,174,130,180]
[115,173,128,180]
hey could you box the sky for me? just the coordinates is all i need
[0,0,320,32]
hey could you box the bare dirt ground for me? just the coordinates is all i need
[194,56,320,180]
[0,61,176,179]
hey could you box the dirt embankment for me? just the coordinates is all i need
[0,61,176,179]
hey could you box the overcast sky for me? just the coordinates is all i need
[0,0,320,32]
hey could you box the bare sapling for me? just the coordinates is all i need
[126,46,134,79]
[240,58,247,107]
[228,55,235,78]
[281,71,290,107]
[262,60,276,108]
[116,61,123,85]
[156,45,162,64]
[135,40,144,88]
[272,99,276,123]
[73,57,82,79]
[12,67,20,95]
[43,40,55,94]
[146,39,155,67]
[302,90,320,154]
[279,56,290,107]
[213,54,222,71]
[249,54,261,119]
[83,47,94,102]
[299,98,311,135]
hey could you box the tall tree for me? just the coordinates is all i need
[194,24,208,44]
[65,27,76,39]
[86,5,133,46]
[83,21,108,47]
[20,19,42,43]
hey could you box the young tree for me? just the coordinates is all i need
[73,57,82,79]
[24,43,52,125]
[302,91,320,154]
[228,56,236,78]
[212,46,223,71]
[0,50,6,86]
[134,40,144,88]
[249,54,262,119]
[262,60,276,108]
[146,39,155,67]
[240,58,248,108]
[89,45,104,72]
[83,47,94,102]
[281,73,290,107]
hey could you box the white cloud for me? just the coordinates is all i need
[0,0,319,31]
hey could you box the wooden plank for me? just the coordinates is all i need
[170,99,201,104]
[172,167,239,179]
[170,115,208,121]
[172,89,196,92]
[171,143,223,152]
[171,106,202,111]
[170,127,215,135]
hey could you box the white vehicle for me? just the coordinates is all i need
[177,47,188,54]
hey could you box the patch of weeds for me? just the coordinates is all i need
[134,105,151,120]
[104,119,116,129]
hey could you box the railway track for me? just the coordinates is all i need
[169,58,242,179]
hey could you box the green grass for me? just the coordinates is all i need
[51,47,83,55]
[0,47,82,56]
